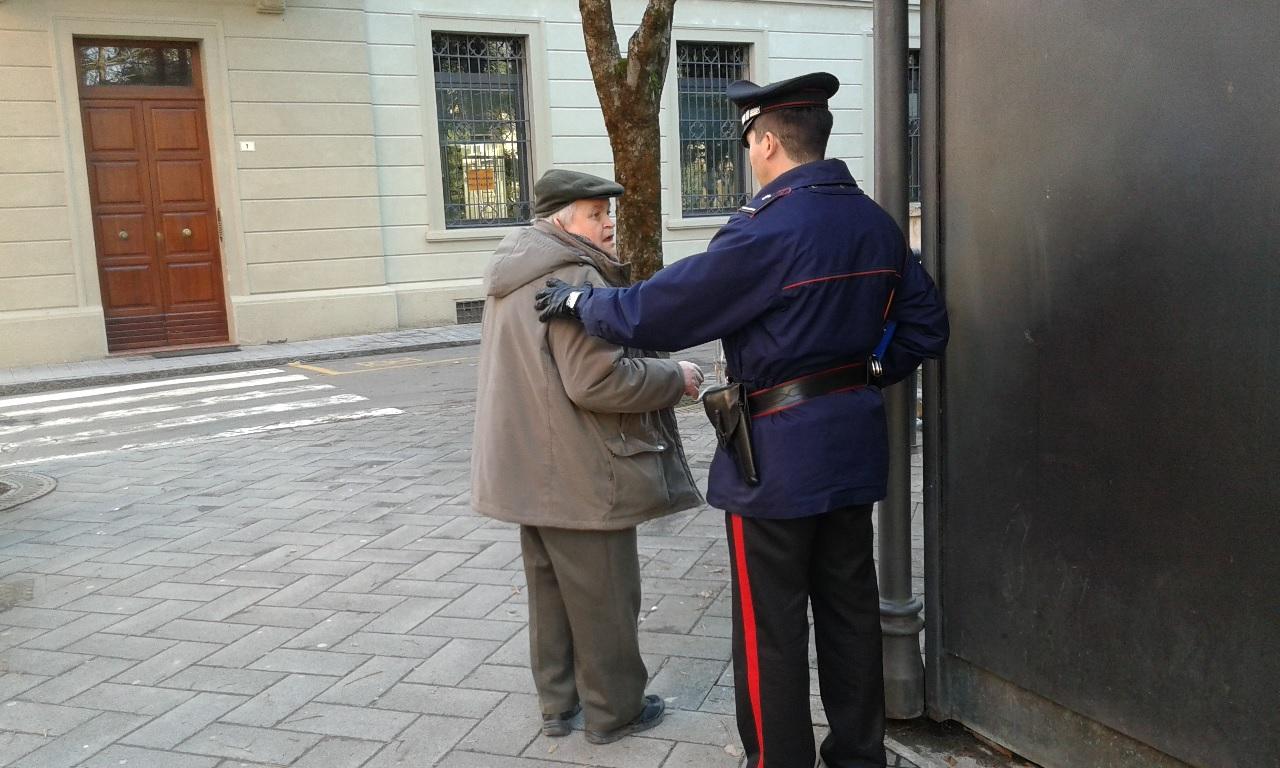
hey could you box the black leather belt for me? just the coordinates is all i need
[747,363,868,418]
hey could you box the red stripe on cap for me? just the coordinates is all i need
[758,99,827,116]
[731,514,766,767]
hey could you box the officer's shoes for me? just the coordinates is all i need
[541,703,581,737]
[584,694,665,745]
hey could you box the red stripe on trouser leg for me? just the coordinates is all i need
[731,513,766,768]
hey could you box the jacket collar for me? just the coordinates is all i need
[750,158,860,206]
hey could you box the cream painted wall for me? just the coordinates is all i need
[0,0,895,366]
[0,22,74,314]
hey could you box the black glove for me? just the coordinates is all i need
[534,278,593,323]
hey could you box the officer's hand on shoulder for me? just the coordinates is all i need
[535,278,593,323]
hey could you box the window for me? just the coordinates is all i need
[676,42,750,216]
[908,49,922,203]
[76,41,195,88]
[431,33,532,228]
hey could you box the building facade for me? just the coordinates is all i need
[0,0,910,367]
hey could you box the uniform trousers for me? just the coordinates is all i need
[726,504,886,768]
[520,524,648,732]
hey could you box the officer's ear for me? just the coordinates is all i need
[760,130,782,160]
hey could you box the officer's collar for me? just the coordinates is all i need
[752,158,857,204]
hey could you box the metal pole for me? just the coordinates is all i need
[920,0,950,721]
[874,0,925,720]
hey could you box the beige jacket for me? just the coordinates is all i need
[470,221,702,530]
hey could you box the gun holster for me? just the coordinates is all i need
[700,381,760,486]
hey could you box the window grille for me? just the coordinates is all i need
[677,42,751,216]
[432,33,533,228]
[75,42,194,88]
[455,299,485,324]
[908,49,922,204]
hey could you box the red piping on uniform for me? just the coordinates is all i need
[783,268,899,291]
[731,514,766,768]
[752,384,866,419]
[882,288,896,321]
[749,361,865,398]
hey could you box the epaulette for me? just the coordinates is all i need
[737,186,793,218]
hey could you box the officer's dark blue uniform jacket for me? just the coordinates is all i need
[577,159,948,519]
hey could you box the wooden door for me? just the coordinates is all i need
[77,40,228,351]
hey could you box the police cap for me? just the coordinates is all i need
[727,72,839,147]
[532,169,624,217]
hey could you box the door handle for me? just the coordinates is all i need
[181,228,193,238]
[118,230,129,240]
[155,232,164,244]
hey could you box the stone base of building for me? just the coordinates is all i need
[0,308,108,367]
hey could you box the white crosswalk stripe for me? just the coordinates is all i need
[0,409,405,469]
[0,368,289,409]
[0,374,311,417]
[0,383,337,437]
[0,368,404,468]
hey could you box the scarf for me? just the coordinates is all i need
[531,219,633,288]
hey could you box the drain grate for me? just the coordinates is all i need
[455,299,485,325]
[0,471,57,512]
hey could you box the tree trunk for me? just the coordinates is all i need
[579,0,676,281]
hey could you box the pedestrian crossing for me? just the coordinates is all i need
[0,367,403,468]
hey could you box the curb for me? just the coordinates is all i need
[887,736,951,768]
[0,337,481,398]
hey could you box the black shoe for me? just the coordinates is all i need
[584,694,665,745]
[541,703,581,737]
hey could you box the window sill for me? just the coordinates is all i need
[424,225,527,243]
[666,215,732,231]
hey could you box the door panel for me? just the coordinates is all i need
[150,108,202,150]
[154,160,206,203]
[96,213,149,257]
[100,264,158,310]
[79,40,227,352]
[142,100,227,342]
[160,212,210,251]
[91,162,146,204]
[83,99,167,348]
[85,108,137,151]
[164,262,220,304]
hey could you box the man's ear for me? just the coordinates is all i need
[762,130,779,160]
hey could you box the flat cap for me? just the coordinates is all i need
[727,71,840,146]
[533,169,624,217]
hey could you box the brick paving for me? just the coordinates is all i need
[0,342,926,767]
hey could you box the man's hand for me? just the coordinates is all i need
[678,362,705,398]
[535,278,593,323]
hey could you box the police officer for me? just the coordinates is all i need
[535,72,948,768]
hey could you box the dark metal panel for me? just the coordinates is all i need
[936,2,1279,766]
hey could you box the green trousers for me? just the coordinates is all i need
[520,524,648,732]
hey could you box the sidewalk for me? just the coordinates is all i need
[0,325,483,397]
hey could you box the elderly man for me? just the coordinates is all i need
[471,169,705,744]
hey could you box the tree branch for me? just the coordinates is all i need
[626,0,677,91]
[579,0,622,99]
